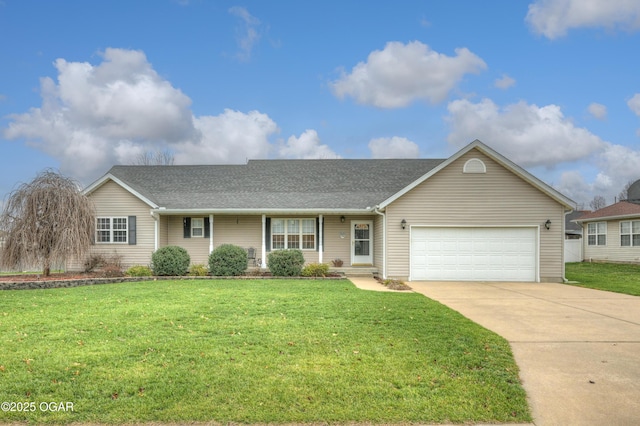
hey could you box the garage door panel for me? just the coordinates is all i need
[411,227,537,282]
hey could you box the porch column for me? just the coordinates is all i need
[318,214,323,263]
[151,211,159,252]
[261,214,267,268]
[209,214,214,254]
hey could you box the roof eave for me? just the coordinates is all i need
[151,207,375,215]
[575,212,640,223]
[83,173,159,209]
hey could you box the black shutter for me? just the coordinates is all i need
[204,217,210,238]
[128,216,137,245]
[183,217,191,238]
[265,217,271,252]
[315,218,325,252]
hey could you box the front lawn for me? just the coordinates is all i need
[566,262,640,296]
[0,279,530,424]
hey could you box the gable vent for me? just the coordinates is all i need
[463,158,486,174]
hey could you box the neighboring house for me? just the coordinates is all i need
[574,179,640,264]
[71,140,575,282]
[564,210,586,263]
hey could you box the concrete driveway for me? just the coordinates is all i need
[409,281,640,426]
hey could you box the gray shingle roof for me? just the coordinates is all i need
[105,159,446,210]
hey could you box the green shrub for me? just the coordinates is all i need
[209,244,248,276]
[151,246,190,276]
[301,262,330,277]
[189,263,209,276]
[126,265,153,277]
[267,249,305,276]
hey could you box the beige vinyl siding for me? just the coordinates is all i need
[166,216,211,265]
[322,215,377,267]
[158,216,169,248]
[582,219,640,263]
[385,149,566,282]
[68,180,156,271]
[322,215,350,265]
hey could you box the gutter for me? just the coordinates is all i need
[150,208,374,215]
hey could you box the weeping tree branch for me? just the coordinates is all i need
[0,170,95,276]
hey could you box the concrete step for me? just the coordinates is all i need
[330,267,378,278]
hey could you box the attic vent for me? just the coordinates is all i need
[463,158,486,174]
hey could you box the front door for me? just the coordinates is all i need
[351,221,373,265]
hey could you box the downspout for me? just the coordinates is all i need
[373,206,386,279]
[562,208,574,283]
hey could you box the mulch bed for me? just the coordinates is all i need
[0,272,102,282]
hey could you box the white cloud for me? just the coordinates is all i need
[176,109,278,164]
[229,6,262,61]
[446,98,607,167]
[494,74,516,90]
[588,102,607,120]
[559,143,640,206]
[330,41,486,108]
[2,48,286,182]
[526,0,640,39]
[278,130,340,159]
[628,93,640,116]
[368,137,420,158]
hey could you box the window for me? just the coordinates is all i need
[192,218,204,237]
[620,221,640,247]
[271,218,315,250]
[96,217,128,243]
[587,222,606,246]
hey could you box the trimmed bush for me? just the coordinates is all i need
[126,265,153,277]
[209,244,248,276]
[301,262,330,277]
[151,246,190,276]
[189,263,209,276]
[267,249,305,277]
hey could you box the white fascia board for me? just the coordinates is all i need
[379,139,576,210]
[151,208,373,215]
[575,213,640,223]
[151,208,374,215]
[83,174,159,209]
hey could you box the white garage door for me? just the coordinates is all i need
[411,227,537,282]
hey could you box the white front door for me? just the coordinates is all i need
[351,221,373,265]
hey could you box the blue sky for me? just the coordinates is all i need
[1,0,639,209]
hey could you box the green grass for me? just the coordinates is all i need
[566,262,640,296]
[0,279,530,424]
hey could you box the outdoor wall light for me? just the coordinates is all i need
[401,219,407,230]
[340,215,345,223]
[544,219,551,230]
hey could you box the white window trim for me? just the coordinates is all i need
[271,218,316,251]
[191,217,204,238]
[587,222,606,246]
[620,220,640,247]
[96,217,128,244]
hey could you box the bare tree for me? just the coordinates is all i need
[589,195,607,211]
[618,181,633,201]
[133,149,175,165]
[0,170,95,276]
